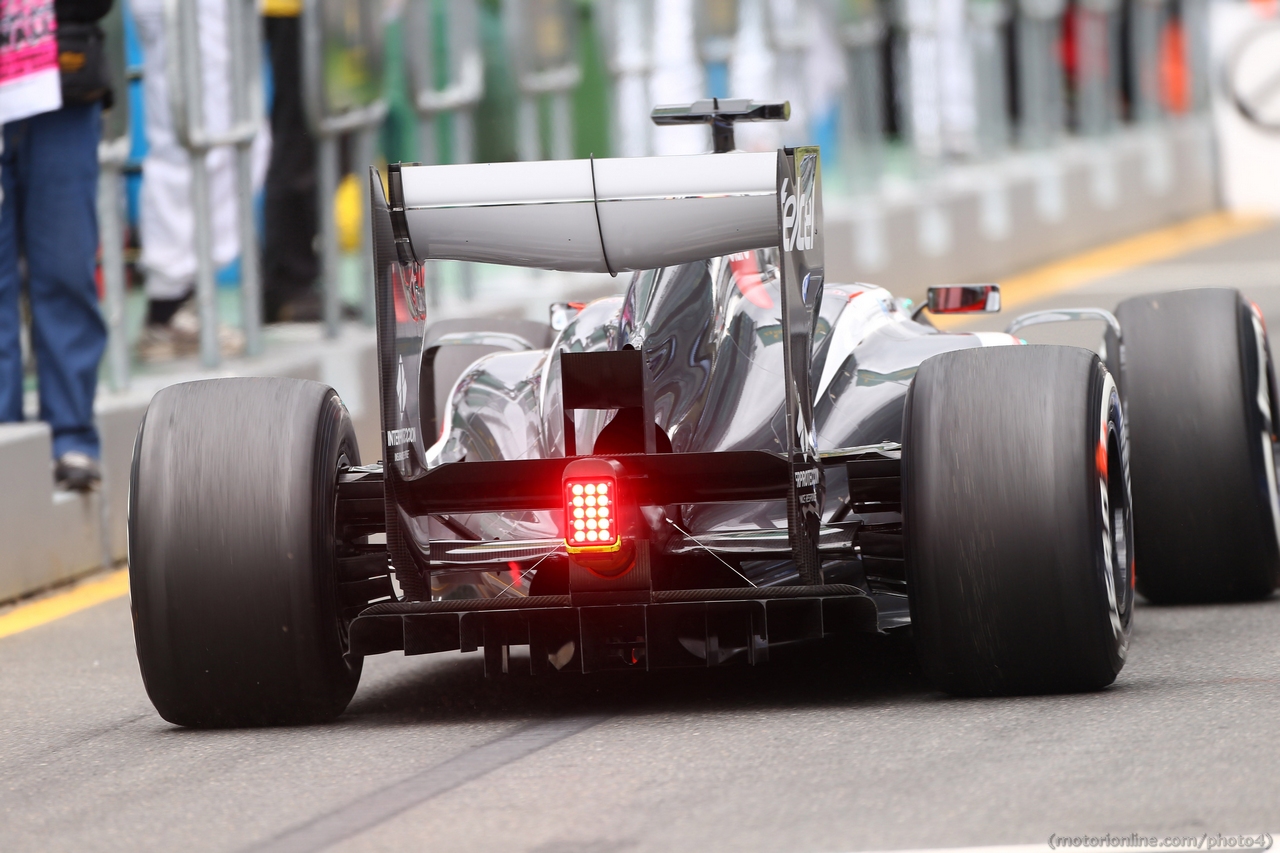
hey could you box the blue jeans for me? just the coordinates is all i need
[0,104,107,459]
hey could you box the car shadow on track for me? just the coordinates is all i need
[341,634,936,726]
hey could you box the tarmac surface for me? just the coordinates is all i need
[3,222,1280,853]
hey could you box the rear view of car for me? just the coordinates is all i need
[125,103,1278,727]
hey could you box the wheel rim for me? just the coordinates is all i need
[332,451,355,651]
[1099,373,1134,651]
[1106,427,1133,619]
[1246,306,1280,551]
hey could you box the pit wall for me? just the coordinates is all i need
[826,118,1217,301]
[0,117,1217,605]
[0,329,381,605]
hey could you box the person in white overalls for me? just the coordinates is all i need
[130,0,269,361]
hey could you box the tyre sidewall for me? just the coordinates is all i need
[1116,288,1280,601]
[904,347,1130,694]
[129,379,362,726]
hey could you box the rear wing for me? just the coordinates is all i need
[391,153,777,274]
[368,147,826,578]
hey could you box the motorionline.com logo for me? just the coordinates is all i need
[1048,835,1274,851]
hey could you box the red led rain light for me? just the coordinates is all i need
[564,478,620,553]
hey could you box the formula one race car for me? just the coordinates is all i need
[128,102,1280,727]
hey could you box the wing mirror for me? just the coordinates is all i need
[915,284,1001,320]
[927,284,1000,314]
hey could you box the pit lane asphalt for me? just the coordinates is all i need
[3,225,1280,853]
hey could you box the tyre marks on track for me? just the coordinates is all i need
[244,715,609,853]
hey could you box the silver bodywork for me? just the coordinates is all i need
[374,151,1019,601]
[421,254,1016,597]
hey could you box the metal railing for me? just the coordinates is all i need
[838,1,887,188]
[404,0,484,166]
[1073,0,1121,137]
[109,0,1217,366]
[164,0,264,367]
[506,0,582,161]
[599,0,657,158]
[99,0,132,390]
[403,0,484,306]
[865,0,1205,176]
[301,0,389,337]
[696,0,738,98]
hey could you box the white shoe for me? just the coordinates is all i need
[55,451,101,492]
[135,301,245,363]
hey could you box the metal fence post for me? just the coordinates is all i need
[169,0,216,367]
[1014,0,1067,148]
[1178,0,1211,113]
[969,0,1011,157]
[767,0,815,149]
[405,0,484,307]
[894,0,940,172]
[835,0,886,189]
[549,83,573,160]
[99,0,131,391]
[1129,0,1166,124]
[695,0,739,98]
[97,149,130,391]
[226,0,263,354]
[1075,0,1120,136]
[405,0,483,165]
[315,135,341,333]
[506,0,581,161]
[354,126,381,322]
[189,152,220,366]
[301,0,389,338]
[600,0,655,158]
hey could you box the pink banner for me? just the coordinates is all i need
[0,0,57,82]
[0,0,61,123]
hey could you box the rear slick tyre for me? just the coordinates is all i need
[129,378,362,727]
[1110,288,1280,603]
[903,346,1134,696]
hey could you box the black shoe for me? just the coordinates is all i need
[271,292,364,323]
[272,290,323,323]
[55,451,101,492]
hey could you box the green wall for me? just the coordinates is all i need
[384,0,613,165]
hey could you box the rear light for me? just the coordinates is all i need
[565,477,620,553]
[562,457,634,578]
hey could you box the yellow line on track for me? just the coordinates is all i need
[933,210,1275,328]
[0,568,129,640]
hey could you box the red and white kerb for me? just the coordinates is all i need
[564,478,620,552]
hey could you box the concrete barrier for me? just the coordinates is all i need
[0,327,378,605]
[0,420,111,602]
